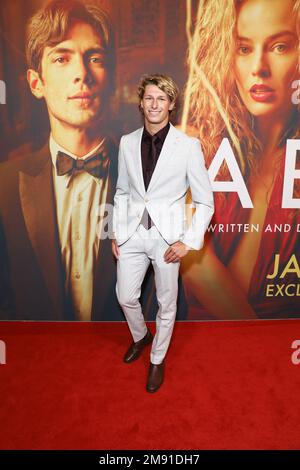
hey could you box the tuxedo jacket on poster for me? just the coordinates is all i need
[0,139,123,321]
[113,123,214,250]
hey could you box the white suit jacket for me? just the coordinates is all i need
[113,123,214,250]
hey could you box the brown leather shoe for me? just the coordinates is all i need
[146,361,164,393]
[123,329,153,363]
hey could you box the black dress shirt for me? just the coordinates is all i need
[141,122,170,190]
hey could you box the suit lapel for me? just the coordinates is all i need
[136,128,146,195]
[19,144,65,317]
[147,124,179,193]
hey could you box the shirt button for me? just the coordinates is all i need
[75,233,81,240]
[75,272,81,279]
[78,195,83,202]
[145,198,149,202]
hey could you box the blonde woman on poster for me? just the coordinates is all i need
[181,0,300,319]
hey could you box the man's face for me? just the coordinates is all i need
[140,84,174,128]
[29,21,109,130]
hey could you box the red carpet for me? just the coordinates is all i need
[0,320,300,450]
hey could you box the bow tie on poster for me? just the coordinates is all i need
[56,151,109,179]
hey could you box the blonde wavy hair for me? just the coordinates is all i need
[182,0,300,180]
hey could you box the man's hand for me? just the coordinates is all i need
[112,239,120,259]
[164,241,189,264]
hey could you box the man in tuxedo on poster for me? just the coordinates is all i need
[0,0,122,321]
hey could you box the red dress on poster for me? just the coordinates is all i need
[214,167,299,318]
[187,158,300,319]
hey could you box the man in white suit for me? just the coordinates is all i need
[112,74,214,392]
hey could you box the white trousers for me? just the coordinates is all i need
[116,224,180,364]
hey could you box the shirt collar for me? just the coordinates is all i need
[142,122,170,143]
